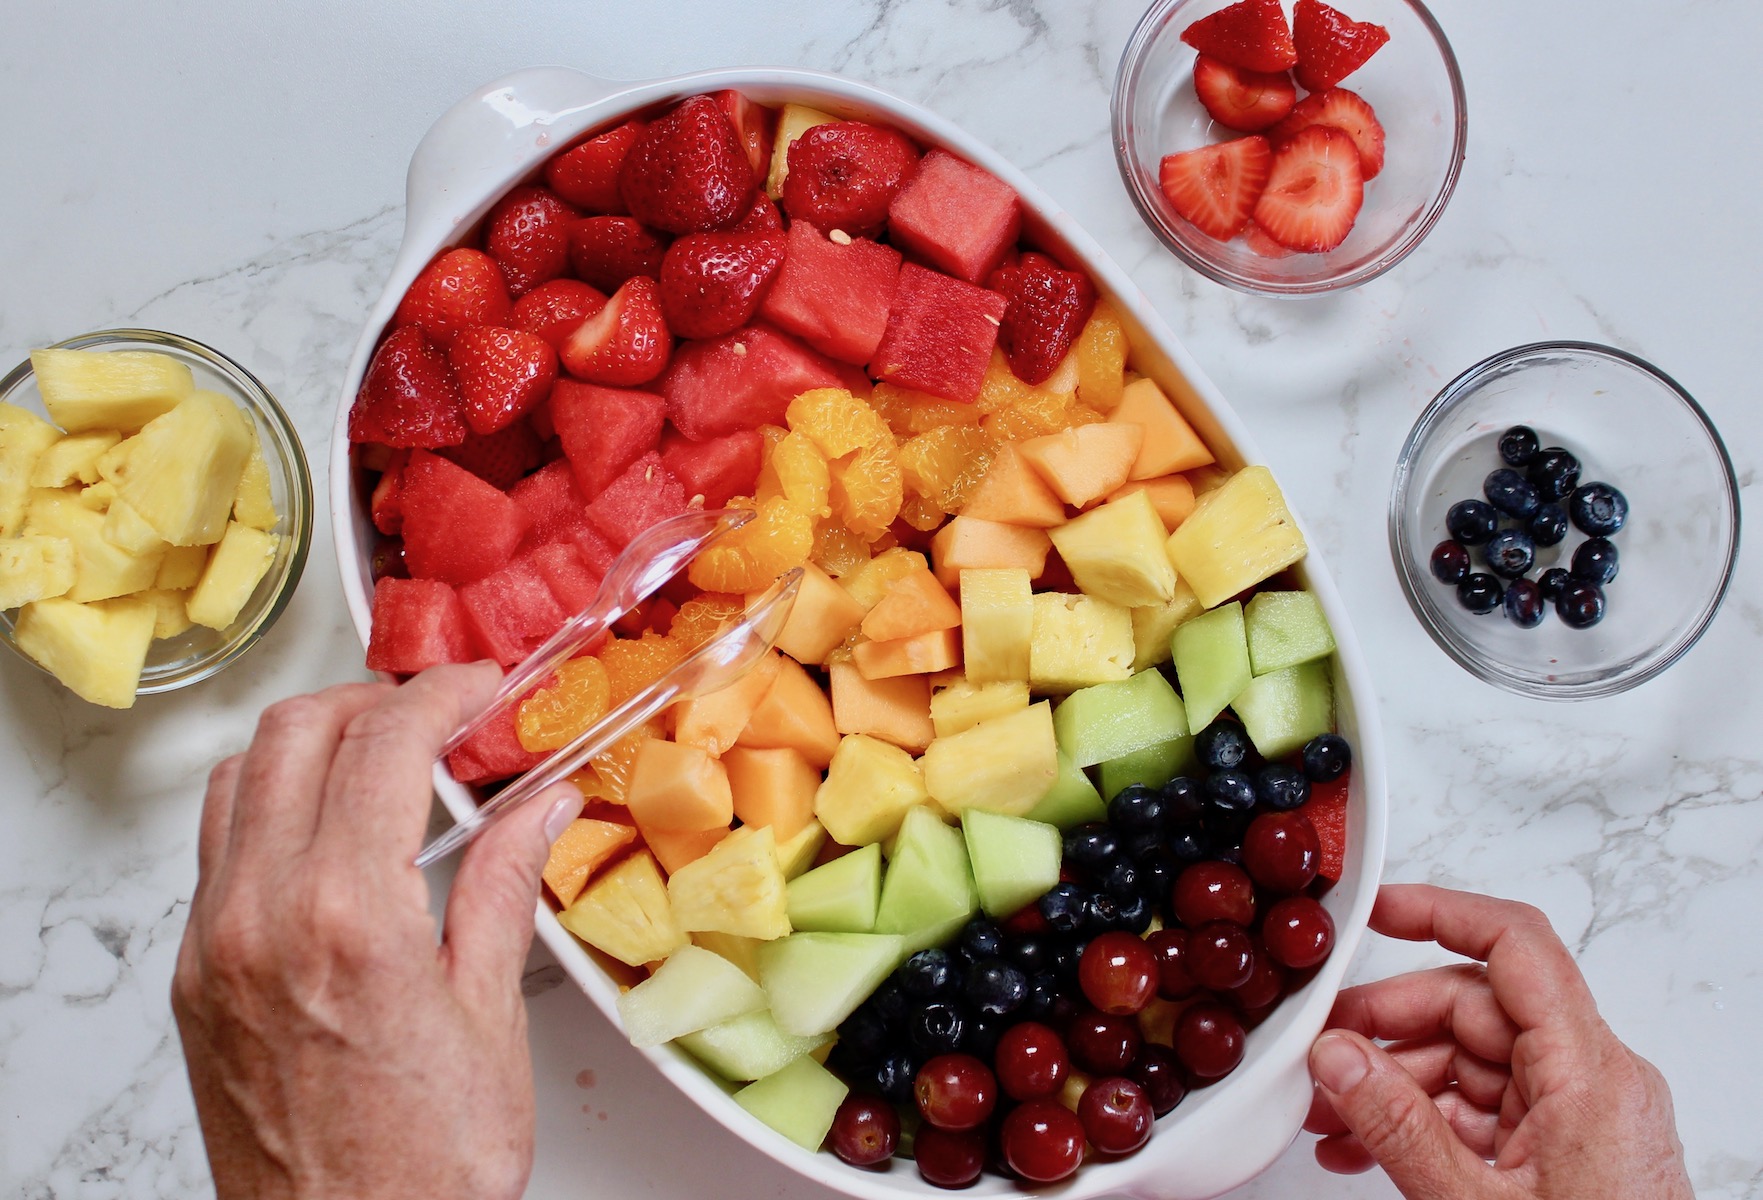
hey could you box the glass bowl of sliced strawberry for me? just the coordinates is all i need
[1113,0,1466,295]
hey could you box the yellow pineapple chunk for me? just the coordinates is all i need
[1165,466,1307,609]
[1130,579,1205,670]
[1047,489,1177,608]
[13,595,156,708]
[0,403,61,536]
[102,391,252,546]
[1028,592,1134,692]
[959,567,1033,683]
[30,348,194,433]
[138,587,195,640]
[557,850,687,968]
[232,434,279,530]
[0,535,77,609]
[29,431,121,489]
[186,522,279,630]
[155,543,210,591]
[77,480,116,512]
[23,489,164,602]
[930,677,1030,738]
[666,825,790,941]
[766,102,838,199]
[774,818,828,881]
[815,734,929,847]
[922,702,1059,818]
[101,498,169,557]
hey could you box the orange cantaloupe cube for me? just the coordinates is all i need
[626,738,734,832]
[724,745,821,841]
[1110,378,1215,479]
[1018,423,1144,508]
[1107,476,1198,531]
[757,562,865,664]
[929,516,1053,590]
[672,650,783,756]
[643,823,730,875]
[959,444,1066,528]
[829,661,934,752]
[542,817,639,908]
[737,655,840,768]
[859,566,961,642]
[853,627,962,680]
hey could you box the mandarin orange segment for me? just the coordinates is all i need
[828,454,903,541]
[668,591,747,648]
[842,546,930,610]
[1075,298,1129,412]
[686,494,814,592]
[584,726,660,805]
[787,387,903,541]
[898,493,944,531]
[812,522,873,577]
[872,382,983,438]
[899,424,997,513]
[974,350,1063,415]
[598,631,689,708]
[756,429,831,519]
[516,657,613,752]
[787,387,891,457]
[982,390,1106,443]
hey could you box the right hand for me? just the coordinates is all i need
[1304,883,1694,1200]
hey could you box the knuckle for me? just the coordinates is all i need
[256,694,330,738]
[341,701,431,754]
[1354,1080,1434,1161]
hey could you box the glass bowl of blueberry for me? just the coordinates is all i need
[1389,341,1740,699]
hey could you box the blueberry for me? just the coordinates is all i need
[875,1050,918,1105]
[1203,832,1245,866]
[1556,580,1606,628]
[964,958,1029,1017]
[1445,499,1500,545]
[1100,856,1142,901]
[1504,577,1545,628]
[1569,482,1628,536]
[1203,769,1257,815]
[1007,935,1054,974]
[1039,882,1089,934]
[1195,723,1250,771]
[1457,572,1504,614]
[1484,468,1541,519]
[838,1005,890,1061]
[965,1014,1005,1060]
[1137,849,1178,904]
[1300,733,1352,782]
[869,979,908,1025]
[1161,776,1205,824]
[899,949,959,999]
[958,916,1004,962]
[1108,782,1167,835]
[1571,537,1620,585]
[1167,828,1207,863]
[1527,447,1581,501]
[1483,528,1536,579]
[908,1002,968,1057]
[1084,892,1124,934]
[1529,502,1569,547]
[1025,973,1077,1023]
[1063,823,1120,873]
[1115,891,1154,934]
[1537,566,1572,600]
[1254,763,1311,810]
[1430,539,1471,585]
[1050,938,1083,978]
[1499,424,1541,466]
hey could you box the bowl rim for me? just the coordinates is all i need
[1110,0,1469,296]
[1387,339,1742,700]
[0,327,314,695]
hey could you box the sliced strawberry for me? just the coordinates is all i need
[560,276,672,386]
[438,420,544,490]
[1293,0,1390,92]
[545,119,645,213]
[391,248,513,345]
[781,121,921,239]
[1158,135,1272,241]
[482,185,580,297]
[509,279,607,351]
[732,191,784,233]
[1269,87,1385,179]
[1253,125,1364,252]
[988,252,1097,386]
[618,95,755,234]
[1193,55,1297,133]
[658,231,788,340]
[1180,0,1298,74]
[565,216,670,294]
[349,326,468,448]
[713,88,776,184]
[448,326,558,435]
[1240,219,1295,258]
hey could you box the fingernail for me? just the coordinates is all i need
[1312,1033,1369,1093]
[543,786,585,843]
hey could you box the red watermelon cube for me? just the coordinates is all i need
[365,577,481,674]
[660,427,764,507]
[869,264,1007,403]
[509,460,590,549]
[887,149,1022,283]
[400,451,532,585]
[524,540,604,615]
[448,705,545,785]
[458,555,571,666]
[550,379,666,498]
[573,523,619,576]
[583,451,690,548]
[1296,773,1349,883]
[759,221,902,365]
[659,322,870,441]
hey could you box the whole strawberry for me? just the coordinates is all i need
[567,216,670,293]
[349,326,468,448]
[545,118,646,213]
[483,185,580,297]
[392,248,513,344]
[659,231,788,339]
[618,95,756,234]
[989,253,1098,385]
[448,326,559,435]
[781,121,921,238]
[562,276,673,385]
[510,279,608,351]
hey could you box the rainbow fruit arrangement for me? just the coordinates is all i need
[349,87,1352,1186]
[1160,0,1391,254]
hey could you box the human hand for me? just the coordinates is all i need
[171,664,583,1200]
[1305,883,1693,1200]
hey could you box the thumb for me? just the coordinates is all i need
[443,782,583,1013]
[1310,1031,1496,1200]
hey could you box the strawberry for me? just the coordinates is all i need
[1240,220,1295,258]
[1180,0,1299,74]
[988,252,1097,386]
[617,95,756,234]
[1269,87,1385,178]
[482,185,580,297]
[509,279,607,351]
[561,276,672,385]
[566,216,670,293]
[392,248,513,345]
[438,420,544,490]
[1193,55,1297,133]
[781,121,921,239]
[544,119,645,213]
[348,326,468,448]
[1253,125,1364,252]
[712,88,776,184]
[1292,0,1390,92]
[448,326,559,435]
[369,450,410,535]
[732,191,784,233]
[1158,135,1272,241]
[658,231,788,340]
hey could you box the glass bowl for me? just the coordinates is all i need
[0,329,313,697]
[1389,342,1740,700]
[1113,0,1466,295]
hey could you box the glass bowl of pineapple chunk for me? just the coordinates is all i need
[0,329,312,707]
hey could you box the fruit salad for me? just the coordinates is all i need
[348,86,1354,1186]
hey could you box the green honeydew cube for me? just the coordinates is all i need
[1023,750,1107,829]
[1099,734,1197,799]
[785,842,881,933]
[1245,591,1336,675]
[676,1008,832,1082]
[756,931,908,1037]
[733,1054,849,1151]
[1233,658,1334,759]
[873,805,978,954]
[1052,667,1187,768]
[615,943,767,1049]
[1172,600,1252,732]
[961,808,1062,918]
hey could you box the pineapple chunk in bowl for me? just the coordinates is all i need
[0,329,313,702]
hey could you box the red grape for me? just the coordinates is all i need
[1078,930,1158,1014]
[1174,1001,1246,1079]
[1144,927,1198,999]
[1000,1098,1086,1183]
[828,1094,899,1166]
[1171,860,1256,927]
[995,1021,1069,1101]
[1128,1044,1188,1116]
[1242,812,1320,893]
[1225,936,1288,1013]
[1186,920,1255,990]
[914,1053,996,1131]
[1068,1007,1142,1074]
[913,1123,986,1188]
[1078,1076,1154,1154]
[1262,895,1335,968]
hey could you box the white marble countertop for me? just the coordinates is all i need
[3,2,1758,1196]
